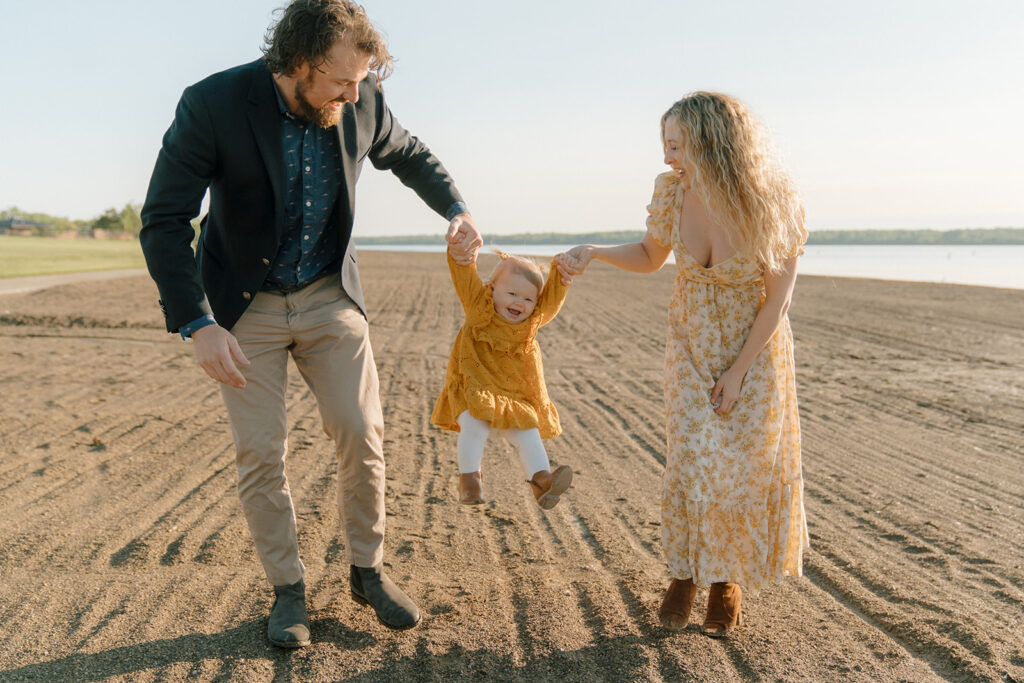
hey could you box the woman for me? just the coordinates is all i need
[558,92,808,637]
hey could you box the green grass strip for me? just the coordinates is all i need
[0,235,147,278]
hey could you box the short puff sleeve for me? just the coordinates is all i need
[645,171,682,248]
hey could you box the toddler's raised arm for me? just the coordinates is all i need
[536,256,570,326]
[446,248,486,314]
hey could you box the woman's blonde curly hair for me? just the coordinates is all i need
[663,92,806,273]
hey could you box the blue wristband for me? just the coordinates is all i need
[445,201,469,221]
[179,315,217,340]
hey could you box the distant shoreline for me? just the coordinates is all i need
[355,227,1024,247]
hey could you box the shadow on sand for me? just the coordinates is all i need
[1,616,375,682]
[1,618,710,682]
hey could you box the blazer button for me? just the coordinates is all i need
[261,258,270,265]
[242,291,252,300]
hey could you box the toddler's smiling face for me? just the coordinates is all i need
[492,270,539,322]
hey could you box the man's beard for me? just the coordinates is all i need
[294,73,342,128]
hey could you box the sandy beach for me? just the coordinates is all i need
[0,250,1021,682]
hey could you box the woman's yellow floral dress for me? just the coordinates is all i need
[646,172,808,593]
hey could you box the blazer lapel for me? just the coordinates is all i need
[336,105,359,245]
[247,62,285,239]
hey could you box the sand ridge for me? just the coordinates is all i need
[0,251,1022,682]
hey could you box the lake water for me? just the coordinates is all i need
[356,243,1024,290]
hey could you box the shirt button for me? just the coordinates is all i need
[305,166,311,172]
[303,235,310,240]
[261,258,270,265]
[305,201,311,207]
[242,291,252,300]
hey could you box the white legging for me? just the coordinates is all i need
[456,410,550,478]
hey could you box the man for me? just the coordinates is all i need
[140,0,480,648]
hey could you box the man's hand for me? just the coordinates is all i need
[191,324,250,389]
[446,212,482,265]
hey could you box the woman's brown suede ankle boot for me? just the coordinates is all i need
[702,582,742,637]
[658,578,697,631]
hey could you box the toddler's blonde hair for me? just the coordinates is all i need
[486,249,546,293]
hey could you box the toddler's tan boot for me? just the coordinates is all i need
[459,471,484,504]
[528,465,573,510]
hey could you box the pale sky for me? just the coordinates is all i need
[1,0,1021,237]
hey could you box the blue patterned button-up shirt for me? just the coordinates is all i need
[261,84,344,291]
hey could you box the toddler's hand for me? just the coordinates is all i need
[446,213,481,265]
[554,253,581,285]
[555,246,594,284]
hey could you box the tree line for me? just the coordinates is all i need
[804,228,1024,244]
[356,230,649,246]
[1,204,142,237]
[357,227,1024,246]
[5,209,1022,245]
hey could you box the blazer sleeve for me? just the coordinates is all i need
[536,258,569,327]
[367,86,464,218]
[139,84,216,332]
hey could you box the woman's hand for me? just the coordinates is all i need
[710,366,746,415]
[555,245,595,284]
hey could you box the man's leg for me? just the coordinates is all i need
[221,291,304,585]
[288,278,385,567]
[220,291,310,647]
[288,277,419,629]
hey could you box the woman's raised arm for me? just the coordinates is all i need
[556,232,672,280]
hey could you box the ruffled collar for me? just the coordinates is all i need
[468,284,540,355]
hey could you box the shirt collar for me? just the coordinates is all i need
[270,78,299,121]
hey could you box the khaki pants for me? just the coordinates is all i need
[220,275,385,586]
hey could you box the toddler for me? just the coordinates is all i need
[431,242,574,509]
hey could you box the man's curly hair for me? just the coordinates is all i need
[262,0,393,82]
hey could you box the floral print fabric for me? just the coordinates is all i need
[647,172,808,593]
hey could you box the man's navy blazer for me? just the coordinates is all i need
[141,58,463,333]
